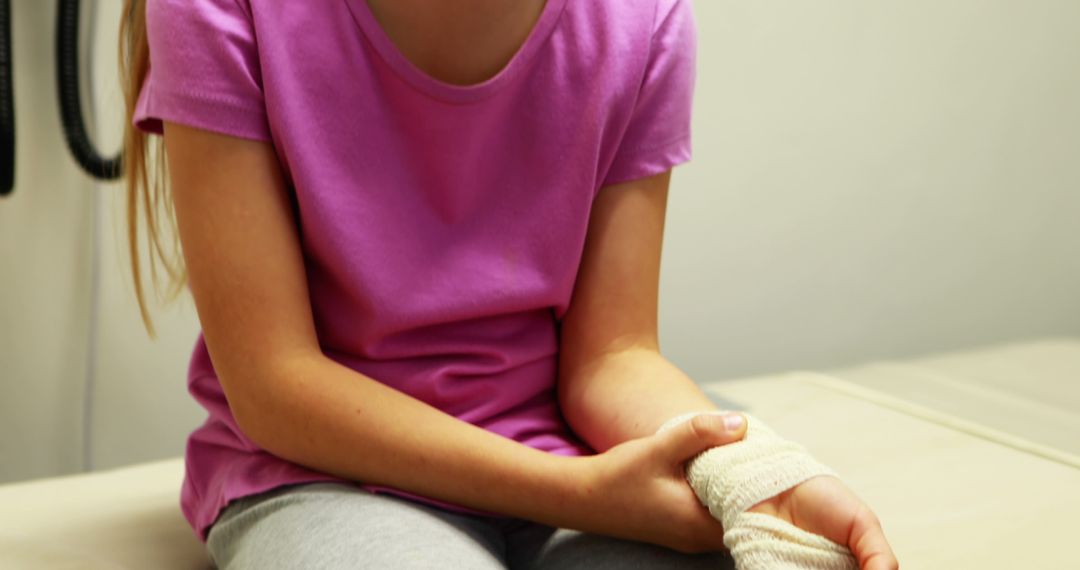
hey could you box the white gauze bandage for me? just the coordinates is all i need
[657,412,858,570]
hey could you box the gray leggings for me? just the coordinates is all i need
[206,482,735,569]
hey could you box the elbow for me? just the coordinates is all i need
[218,371,275,451]
[214,352,321,455]
[556,356,604,441]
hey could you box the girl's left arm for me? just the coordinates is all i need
[558,170,719,452]
[559,172,900,569]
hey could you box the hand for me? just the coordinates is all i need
[748,475,899,570]
[575,413,748,553]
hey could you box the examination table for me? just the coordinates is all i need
[2,338,1077,569]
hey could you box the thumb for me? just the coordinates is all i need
[657,412,747,464]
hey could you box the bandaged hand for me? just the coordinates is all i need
[659,412,896,570]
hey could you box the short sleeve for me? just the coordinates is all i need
[602,0,697,186]
[133,0,271,141]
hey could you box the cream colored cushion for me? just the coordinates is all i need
[0,459,210,569]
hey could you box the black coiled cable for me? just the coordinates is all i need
[57,0,122,180]
[0,0,14,195]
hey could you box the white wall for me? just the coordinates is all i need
[0,0,96,482]
[1,0,1078,482]
[0,0,203,484]
[660,0,1080,381]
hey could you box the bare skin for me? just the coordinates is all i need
[364,0,547,85]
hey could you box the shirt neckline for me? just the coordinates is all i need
[344,0,568,104]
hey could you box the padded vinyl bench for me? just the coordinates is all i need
[2,338,1077,569]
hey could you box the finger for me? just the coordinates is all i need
[657,412,747,464]
[849,506,899,570]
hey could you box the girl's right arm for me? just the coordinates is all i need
[162,122,745,554]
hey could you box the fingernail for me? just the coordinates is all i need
[723,413,745,431]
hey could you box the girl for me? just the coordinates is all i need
[120,0,898,568]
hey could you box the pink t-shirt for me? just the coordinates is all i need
[135,0,695,541]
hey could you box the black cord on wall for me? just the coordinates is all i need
[57,0,122,180]
[0,0,15,196]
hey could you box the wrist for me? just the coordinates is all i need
[517,452,613,534]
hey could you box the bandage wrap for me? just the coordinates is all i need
[658,412,858,570]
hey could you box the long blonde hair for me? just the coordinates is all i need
[119,0,186,338]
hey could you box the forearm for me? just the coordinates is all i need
[234,354,585,528]
[557,346,719,451]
